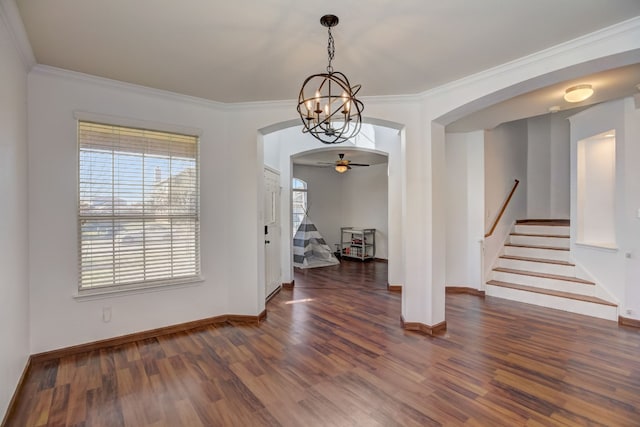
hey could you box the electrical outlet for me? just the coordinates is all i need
[102,307,112,323]
[626,309,634,315]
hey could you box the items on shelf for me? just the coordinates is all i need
[340,227,375,261]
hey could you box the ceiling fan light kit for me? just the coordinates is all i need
[320,153,370,173]
[297,15,364,144]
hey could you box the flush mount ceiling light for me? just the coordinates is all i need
[297,15,364,144]
[564,84,594,103]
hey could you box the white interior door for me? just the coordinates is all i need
[264,167,281,298]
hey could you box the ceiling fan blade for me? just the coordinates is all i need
[349,163,370,166]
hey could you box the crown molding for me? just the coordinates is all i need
[32,64,307,114]
[361,93,423,105]
[25,15,640,115]
[0,0,36,71]
[420,16,640,100]
[30,64,229,111]
[223,98,295,111]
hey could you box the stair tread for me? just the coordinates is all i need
[486,280,616,306]
[493,267,594,284]
[499,255,574,266]
[510,232,569,238]
[505,243,569,251]
[516,219,570,226]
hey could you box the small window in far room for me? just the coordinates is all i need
[292,178,307,237]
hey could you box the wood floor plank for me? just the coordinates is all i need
[6,260,640,426]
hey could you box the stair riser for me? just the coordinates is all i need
[485,285,617,321]
[509,235,569,248]
[491,271,595,295]
[514,225,570,235]
[497,258,576,276]
[503,246,571,262]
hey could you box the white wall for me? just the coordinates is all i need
[0,6,30,418]
[549,113,571,218]
[445,131,484,289]
[577,133,616,245]
[483,120,528,276]
[527,113,571,219]
[27,68,233,353]
[623,97,640,319]
[569,98,637,317]
[527,116,552,218]
[342,164,389,259]
[263,137,280,171]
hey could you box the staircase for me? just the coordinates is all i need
[486,219,618,321]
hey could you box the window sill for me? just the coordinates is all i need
[73,276,204,301]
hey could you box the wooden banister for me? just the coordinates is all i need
[484,179,520,238]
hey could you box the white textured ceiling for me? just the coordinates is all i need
[16,0,640,105]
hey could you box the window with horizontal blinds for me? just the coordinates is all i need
[78,121,200,291]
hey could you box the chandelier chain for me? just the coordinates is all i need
[326,27,335,73]
[297,14,363,144]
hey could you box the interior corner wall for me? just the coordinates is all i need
[445,131,484,288]
[526,113,571,219]
[0,14,30,419]
[263,135,280,171]
[27,68,235,353]
[376,126,403,283]
[569,98,633,316]
[341,164,389,259]
[527,116,552,218]
[623,97,640,320]
[483,120,528,275]
[549,113,571,218]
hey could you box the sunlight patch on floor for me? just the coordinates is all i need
[285,298,315,305]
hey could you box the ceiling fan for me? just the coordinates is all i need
[319,153,370,173]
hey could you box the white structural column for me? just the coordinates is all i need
[400,113,447,333]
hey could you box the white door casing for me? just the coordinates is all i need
[264,167,281,297]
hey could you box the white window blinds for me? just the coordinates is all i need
[78,121,200,290]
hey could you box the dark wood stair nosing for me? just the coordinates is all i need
[510,232,570,238]
[492,267,594,285]
[516,219,570,226]
[499,255,574,266]
[504,243,569,251]
[486,280,617,307]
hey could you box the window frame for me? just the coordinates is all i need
[291,178,308,237]
[75,112,203,297]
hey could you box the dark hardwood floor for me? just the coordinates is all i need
[6,260,640,426]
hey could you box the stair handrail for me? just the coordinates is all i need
[484,179,520,238]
